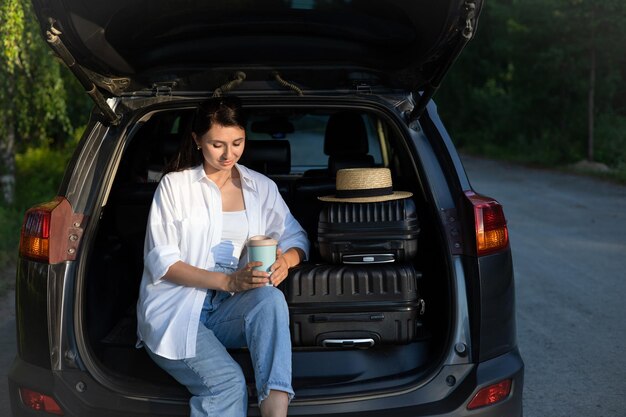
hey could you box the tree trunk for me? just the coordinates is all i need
[587,5,596,162]
[0,79,16,205]
[0,123,16,205]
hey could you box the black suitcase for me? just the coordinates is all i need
[317,198,420,264]
[280,263,425,348]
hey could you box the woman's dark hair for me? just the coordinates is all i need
[166,96,246,173]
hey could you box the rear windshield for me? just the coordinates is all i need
[120,107,387,183]
[246,113,383,173]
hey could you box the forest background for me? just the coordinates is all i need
[1,0,625,295]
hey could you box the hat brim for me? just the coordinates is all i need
[318,191,413,203]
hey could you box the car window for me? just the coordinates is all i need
[247,112,383,173]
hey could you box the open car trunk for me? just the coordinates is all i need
[81,99,453,401]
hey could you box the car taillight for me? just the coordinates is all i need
[19,197,83,264]
[467,379,512,410]
[465,191,509,256]
[19,387,64,415]
[20,201,58,262]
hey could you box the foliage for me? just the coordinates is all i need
[0,0,89,279]
[0,136,77,294]
[0,204,21,254]
[437,0,626,175]
[0,0,75,148]
[594,113,626,169]
[14,140,76,209]
[1,127,79,224]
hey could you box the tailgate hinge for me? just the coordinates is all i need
[66,213,86,261]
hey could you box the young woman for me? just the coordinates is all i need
[136,97,309,417]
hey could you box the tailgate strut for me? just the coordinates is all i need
[46,25,121,126]
[407,1,478,124]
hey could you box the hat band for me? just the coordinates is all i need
[335,186,393,199]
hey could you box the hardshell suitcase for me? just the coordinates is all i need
[317,198,420,264]
[280,263,425,348]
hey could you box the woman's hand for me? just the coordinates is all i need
[226,261,270,292]
[268,249,290,287]
[269,247,304,286]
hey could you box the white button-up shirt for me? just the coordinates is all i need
[136,164,309,359]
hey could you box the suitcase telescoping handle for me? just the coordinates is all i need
[321,338,376,348]
[342,253,395,264]
[311,313,385,323]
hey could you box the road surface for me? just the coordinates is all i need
[462,156,626,417]
[1,289,15,417]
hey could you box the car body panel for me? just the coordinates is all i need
[9,349,523,416]
[31,0,483,95]
[14,260,51,369]
[414,102,519,364]
[476,251,517,361]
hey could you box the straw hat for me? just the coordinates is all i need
[318,168,412,203]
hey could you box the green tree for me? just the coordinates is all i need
[0,0,75,204]
[438,0,626,170]
[583,0,626,162]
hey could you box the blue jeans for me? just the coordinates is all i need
[146,266,294,417]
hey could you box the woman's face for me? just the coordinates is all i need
[193,123,245,173]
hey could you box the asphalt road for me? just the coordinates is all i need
[1,156,626,416]
[462,156,626,417]
[1,289,15,417]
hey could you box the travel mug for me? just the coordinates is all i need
[246,235,278,285]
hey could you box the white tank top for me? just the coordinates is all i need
[213,210,248,267]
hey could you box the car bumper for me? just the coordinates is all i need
[8,349,523,416]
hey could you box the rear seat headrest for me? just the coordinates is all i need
[159,134,182,159]
[324,111,369,156]
[329,155,374,174]
[146,133,184,182]
[239,140,291,175]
